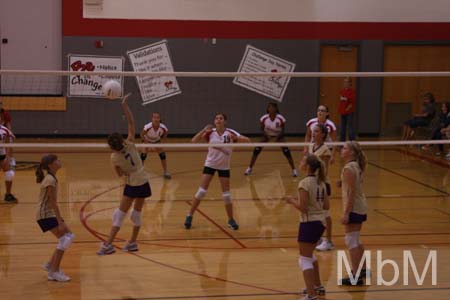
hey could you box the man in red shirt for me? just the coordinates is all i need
[339,77,356,141]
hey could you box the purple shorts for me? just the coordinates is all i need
[298,221,325,243]
[349,212,367,224]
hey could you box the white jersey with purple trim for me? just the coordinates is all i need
[260,114,285,137]
[204,128,240,170]
[0,125,14,156]
[142,122,168,143]
[306,118,336,142]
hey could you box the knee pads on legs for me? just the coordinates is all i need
[253,147,262,157]
[112,209,127,227]
[56,232,75,251]
[299,255,316,271]
[4,170,14,181]
[195,187,207,200]
[158,152,166,160]
[345,231,360,249]
[130,209,142,226]
[282,147,292,159]
[222,191,232,204]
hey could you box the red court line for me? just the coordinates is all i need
[185,200,247,249]
[80,185,286,294]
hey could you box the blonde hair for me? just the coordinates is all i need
[346,141,367,172]
[306,154,326,184]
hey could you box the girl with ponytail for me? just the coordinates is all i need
[286,154,329,299]
[35,154,74,282]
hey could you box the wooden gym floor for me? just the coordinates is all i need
[0,139,449,300]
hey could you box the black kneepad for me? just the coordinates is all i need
[282,147,292,158]
[253,147,262,156]
[140,153,147,161]
[159,152,166,160]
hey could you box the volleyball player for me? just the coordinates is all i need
[286,154,329,300]
[307,124,334,251]
[97,93,151,255]
[244,102,298,177]
[140,112,171,179]
[184,113,250,230]
[36,154,74,282]
[338,141,368,285]
[0,124,17,202]
[304,105,337,163]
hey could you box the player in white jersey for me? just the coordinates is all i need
[244,102,298,177]
[0,125,17,202]
[140,112,171,179]
[97,93,151,255]
[307,123,335,252]
[304,105,337,163]
[338,141,368,286]
[184,113,250,230]
[286,154,329,300]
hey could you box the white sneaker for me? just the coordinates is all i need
[122,241,138,252]
[244,167,252,176]
[163,171,172,179]
[48,271,71,282]
[446,152,450,159]
[316,239,334,251]
[292,169,299,177]
[97,242,116,256]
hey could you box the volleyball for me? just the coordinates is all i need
[102,80,122,99]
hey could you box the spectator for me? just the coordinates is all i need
[428,102,450,155]
[339,77,356,141]
[402,92,436,140]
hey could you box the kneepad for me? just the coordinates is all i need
[56,232,75,251]
[158,152,166,160]
[253,147,262,156]
[298,255,315,271]
[345,231,360,249]
[195,187,207,200]
[4,170,14,181]
[222,191,232,204]
[282,147,292,159]
[112,209,127,227]
[140,153,147,161]
[130,209,142,226]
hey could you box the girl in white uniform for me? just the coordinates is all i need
[184,113,250,230]
[304,105,337,163]
[244,102,298,177]
[97,94,151,255]
[307,124,334,251]
[286,154,329,300]
[140,112,171,179]
[0,125,17,203]
[339,141,368,285]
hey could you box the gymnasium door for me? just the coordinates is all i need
[319,45,359,125]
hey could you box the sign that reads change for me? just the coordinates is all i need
[233,45,295,102]
[67,54,124,98]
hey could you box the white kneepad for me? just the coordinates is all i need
[222,191,231,204]
[4,170,14,181]
[298,255,316,271]
[345,231,360,249]
[130,209,142,226]
[195,187,207,200]
[112,209,127,227]
[56,232,75,251]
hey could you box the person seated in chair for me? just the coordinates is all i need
[402,92,436,140]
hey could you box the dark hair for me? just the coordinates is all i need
[442,102,450,114]
[108,132,125,151]
[318,105,330,119]
[152,112,162,122]
[215,113,227,121]
[266,102,280,114]
[423,92,435,103]
[306,154,326,184]
[314,123,328,140]
[346,141,367,172]
[36,154,58,183]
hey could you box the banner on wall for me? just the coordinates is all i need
[233,45,295,102]
[127,40,181,105]
[67,54,124,98]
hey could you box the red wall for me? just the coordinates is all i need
[64,0,450,40]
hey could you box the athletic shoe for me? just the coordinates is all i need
[97,242,115,256]
[446,152,450,160]
[228,219,239,230]
[301,295,317,300]
[163,171,172,179]
[184,215,193,229]
[48,271,71,282]
[302,285,326,295]
[292,169,299,177]
[122,241,138,252]
[340,276,364,286]
[244,167,252,176]
[4,193,18,203]
[316,239,334,251]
